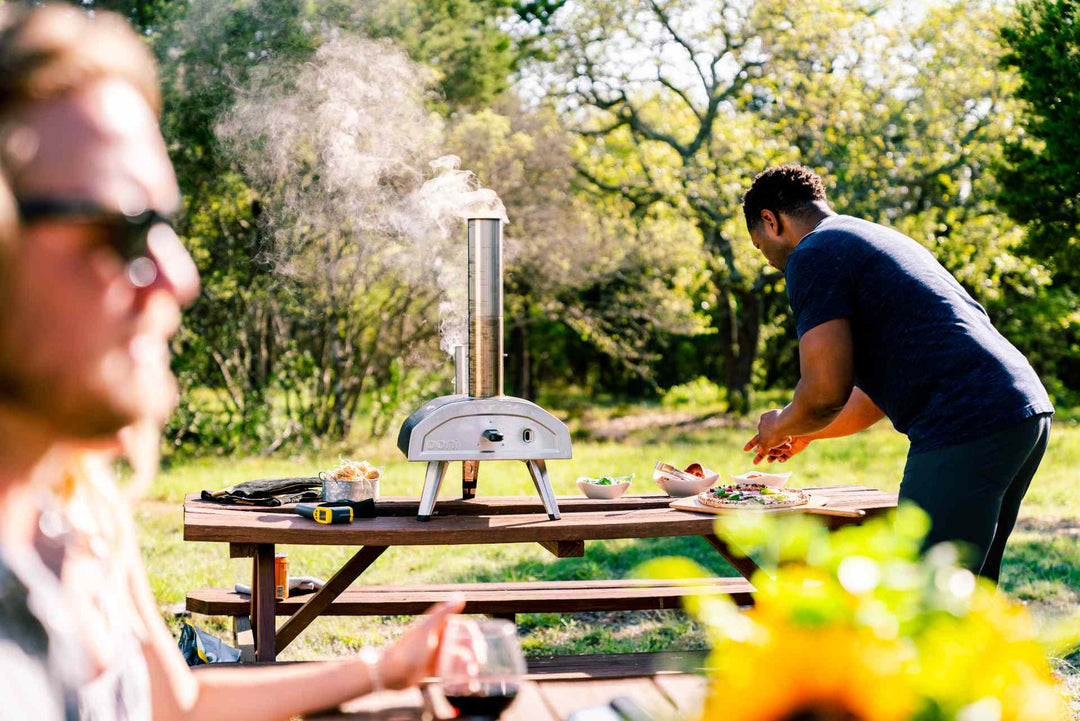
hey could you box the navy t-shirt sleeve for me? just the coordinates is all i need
[786,246,854,339]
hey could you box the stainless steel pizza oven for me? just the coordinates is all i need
[397,217,572,521]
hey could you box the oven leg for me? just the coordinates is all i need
[525,459,561,521]
[417,460,449,521]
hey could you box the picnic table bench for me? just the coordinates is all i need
[183,486,898,662]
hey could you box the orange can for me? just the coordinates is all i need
[274,552,289,600]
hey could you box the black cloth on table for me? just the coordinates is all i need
[200,477,322,507]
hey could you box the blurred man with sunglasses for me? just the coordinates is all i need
[0,1,200,436]
[0,5,463,721]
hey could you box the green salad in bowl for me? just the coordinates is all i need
[576,474,634,499]
[582,475,634,486]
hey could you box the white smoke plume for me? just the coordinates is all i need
[216,35,507,354]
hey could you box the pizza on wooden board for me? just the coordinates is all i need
[697,483,809,509]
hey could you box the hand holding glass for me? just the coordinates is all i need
[437,618,526,721]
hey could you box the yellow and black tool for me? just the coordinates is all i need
[295,503,353,524]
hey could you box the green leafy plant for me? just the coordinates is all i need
[661,377,727,410]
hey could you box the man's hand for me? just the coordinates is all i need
[744,409,791,463]
[377,595,465,689]
[756,409,788,450]
[765,436,811,463]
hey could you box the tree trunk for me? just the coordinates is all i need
[721,287,763,416]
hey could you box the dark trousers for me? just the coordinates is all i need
[899,413,1052,582]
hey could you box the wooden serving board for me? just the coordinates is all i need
[669,493,829,515]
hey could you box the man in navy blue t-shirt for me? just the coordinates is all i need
[740,165,1053,581]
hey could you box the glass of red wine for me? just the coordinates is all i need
[437,618,526,721]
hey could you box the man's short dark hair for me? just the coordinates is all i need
[742,164,827,231]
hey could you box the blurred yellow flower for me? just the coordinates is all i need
[639,509,1074,721]
[703,622,915,721]
[911,591,1066,721]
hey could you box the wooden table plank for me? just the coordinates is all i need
[184,486,884,516]
[537,677,677,720]
[652,674,707,718]
[305,680,559,721]
[504,681,559,721]
[307,687,426,721]
[190,577,755,617]
[297,652,711,719]
[184,490,897,547]
[185,493,685,516]
[184,507,719,545]
[211,577,742,595]
[524,651,709,680]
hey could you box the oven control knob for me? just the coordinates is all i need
[483,429,504,442]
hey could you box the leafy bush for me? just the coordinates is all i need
[661,377,726,410]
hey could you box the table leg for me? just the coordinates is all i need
[249,556,258,633]
[233,616,255,663]
[702,534,762,581]
[274,545,389,655]
[253,543,277,662]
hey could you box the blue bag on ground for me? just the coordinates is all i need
[178,621,241,665]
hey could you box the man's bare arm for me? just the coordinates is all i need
[745,318,861,462]
[767,318,856,439]
[803,386,885,441]
[758,387,886,463]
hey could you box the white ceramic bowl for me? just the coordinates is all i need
[653,468,719,497]
[577,477,631,499]
[730,471,792,488]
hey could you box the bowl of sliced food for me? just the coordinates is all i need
[320,459,381,502]
[730,470,792,488]
[653,461,719,497]
[577,474,634,499]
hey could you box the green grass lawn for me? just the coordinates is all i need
[139,410,1080,710]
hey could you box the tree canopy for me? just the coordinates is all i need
[81,0,1080,452]
[998,0,1080,277]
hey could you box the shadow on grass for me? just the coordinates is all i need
[1000,530,1080,608]
[450,535,740,585]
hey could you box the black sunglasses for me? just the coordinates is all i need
[17,198,176,262]
[17,198,177,287]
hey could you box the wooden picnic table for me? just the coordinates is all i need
[301,651,711,721]
[183,485,897,662]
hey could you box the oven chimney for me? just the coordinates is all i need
[468,217,503,398]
